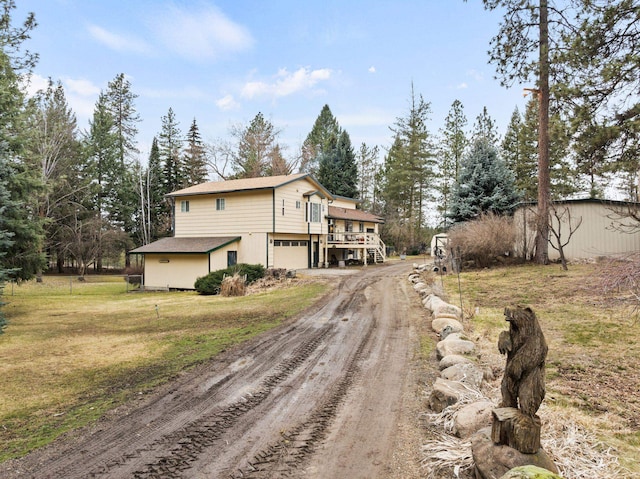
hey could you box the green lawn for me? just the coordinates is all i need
[0,275,331,461]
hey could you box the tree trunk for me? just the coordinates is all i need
[534,0,551,265]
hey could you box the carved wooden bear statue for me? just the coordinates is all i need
[498,306,548,417]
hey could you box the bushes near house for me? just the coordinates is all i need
[447,213,516,268]
[195,264,265,295]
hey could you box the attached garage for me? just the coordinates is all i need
[273,238,309,269]
[130,236,240,290]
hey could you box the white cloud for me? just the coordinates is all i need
[456,82,468,89]
[368,66,376,73]
[64,78,101,97]
[150,4,253,61]
[241,67,332,100]
[87,24,152,54]
[216,94,240,111]
[23,73,50,97]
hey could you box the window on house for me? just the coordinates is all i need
[346,221,353,232]
[296,200,301,209]
[308,202,321,223]
[274,240,282,246]
[180,200,189,213]
[282,199,285,216]
[359,222,364,232]
[227,250,237,267]
[216,198,225,210]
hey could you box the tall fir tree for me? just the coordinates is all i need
[159,107,183,193]
[317,130,358,198]
[0,3,46,281]
[502,106,537,201]
[301,104,341,176]
[357,142,380,211]
[104,73,140,240]
[233,112,282,178]
[24,79,82,274]
[182,118,208,186]
[449,139,521,223]
[437,99,468,228]
[380,86,435,251]
[471,106,500,146]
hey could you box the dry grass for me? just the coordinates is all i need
[435,262,640,477]
[0,275,331,461]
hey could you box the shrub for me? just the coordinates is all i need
[447,213,516,268]
[194,263,265,295]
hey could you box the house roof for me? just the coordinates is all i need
[167,173,333,199]
[327,206,385,224]
[129,236,240,254]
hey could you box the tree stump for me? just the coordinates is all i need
[491,407,541,454]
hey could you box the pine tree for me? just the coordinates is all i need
[233,112,280,178]
[103,73,140,239]
[0,4,46,282]
[183,118,208,186]
[437,100,468,228]
[471,106,499,146]
[357,143,380,211]
[159,107,183,193]
[449,139,521,223]
[502,106,537,202]
[24,79,82,274]
[301,104,341,176]
[317,130,358,198]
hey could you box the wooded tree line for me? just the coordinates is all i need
[0,0,638,303]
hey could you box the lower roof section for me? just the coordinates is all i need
[129,236,241,254]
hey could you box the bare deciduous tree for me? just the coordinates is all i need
[548,204,582,271]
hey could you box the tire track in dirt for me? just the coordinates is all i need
[1,262,418,479]
[229,313,375,478]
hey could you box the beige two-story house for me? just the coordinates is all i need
[130,174,385,289]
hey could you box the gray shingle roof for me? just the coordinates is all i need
[129,236,240,254]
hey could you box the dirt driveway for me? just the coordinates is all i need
[1,261,430,478]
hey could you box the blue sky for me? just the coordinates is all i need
[16,0,529,164]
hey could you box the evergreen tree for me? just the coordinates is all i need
[183,118,208,186]
[502,106,537,201]
[449,139,521,223]
[24,79,82,274]
[472,106,499,146]
[317,130,358,198]
[159,107,183,193]
[301,104,341,176]
[0,4,46,281]
[357,142,380,211]
[147,137,168,239]
[104,73,140,238]
[233,112,281,178]
[437,99,468,227]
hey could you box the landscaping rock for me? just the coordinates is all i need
[431,317,464,334]
[441,362,484,388]
[439,354,474,370]
[454,400,494,438]
[436,338,476,359]
[432,302,462,320]
[429,377,470,413]
[499,465,564,479]
[413,281,427,291]
[472,427,558,479]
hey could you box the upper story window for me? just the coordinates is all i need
[308,202,322,223]
[180,200,189,213]
[296,200,301,209]
[216,198,226,211]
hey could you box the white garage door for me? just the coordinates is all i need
[273,239,308,269]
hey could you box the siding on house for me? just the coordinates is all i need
[143,253,210,289]
[175,189,273,236]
